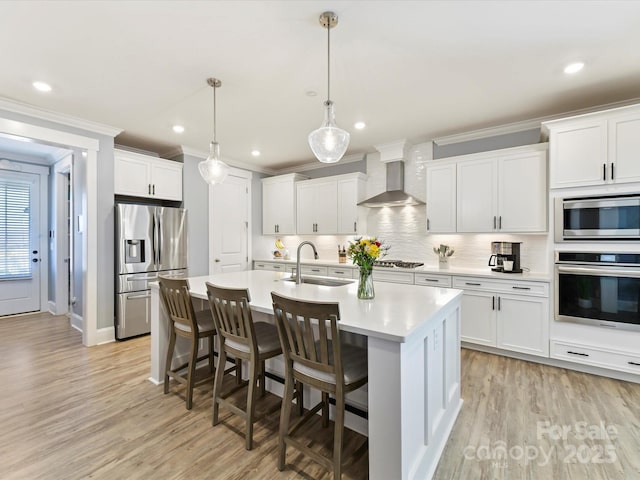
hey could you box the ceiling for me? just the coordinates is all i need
[1,1,640,172]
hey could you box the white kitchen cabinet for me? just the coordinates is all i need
[544,103,640,188]
[459,289,497,346]
[426,162,456,233]
[296,173,366,235]
[296,178,338,234]
[253,261,293,273]
[328,266,357,278]
[114,149,183,201]
[454,276,549,357]
[337,173,367,234]
[609,111,640,184]
[456,145,547,233]
[414,272,452,287]
[372,269,414,284]
[262,173,307,235]
[456,157,497,233]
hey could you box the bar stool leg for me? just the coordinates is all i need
[278,374,295,470]
[164,328,177,394]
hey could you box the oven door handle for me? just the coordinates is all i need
[557,265,640,277]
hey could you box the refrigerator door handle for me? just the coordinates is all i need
[157,210,162,266]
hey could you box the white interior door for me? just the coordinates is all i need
[0,170,41,316]
[209,171,250,274]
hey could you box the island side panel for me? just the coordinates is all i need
[367,297,462,480]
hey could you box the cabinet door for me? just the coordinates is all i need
[296,180,337,234]
[549,120,607,188]
[114,154,152,197]
[457,158,497,232]
[497,295,549,357]
[151,160,183,201]
[337,178,360,234]
[426,163,456,233]
[460,290,496,346]
[498,151,547,232]
[609,113,640,184]
[263,180,296,235]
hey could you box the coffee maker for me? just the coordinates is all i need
[488,241,522,273]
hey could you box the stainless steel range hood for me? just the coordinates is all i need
[358,139,426,208]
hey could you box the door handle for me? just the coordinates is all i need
[214,259,221,263]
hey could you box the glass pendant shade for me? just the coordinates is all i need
[308,101,350,163]
[198,141,229,184]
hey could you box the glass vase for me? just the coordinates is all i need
[357,266,375,299]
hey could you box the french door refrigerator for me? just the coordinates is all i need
[115,203,188,339]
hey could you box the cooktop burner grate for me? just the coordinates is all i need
[373,260,424,269]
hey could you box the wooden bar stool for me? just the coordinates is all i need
[271,292,368,479]
[206,283,283,450]
[158,276,215,410]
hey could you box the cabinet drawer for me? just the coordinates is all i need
[328,267,355,278]
[254,261,288,272]
[300,265,328,276]
[414,273,452,287]
[452,276,548,296]
[551,340,640,374]
[372,270,414,284]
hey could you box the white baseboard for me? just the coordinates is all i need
[96,326,115,344]
[70,313,83,332]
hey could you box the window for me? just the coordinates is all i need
[0,179,31,279]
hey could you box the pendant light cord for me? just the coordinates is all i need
[212,83,217,143]
[327,20,331,104]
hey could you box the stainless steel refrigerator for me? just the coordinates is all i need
[115,203,188,340]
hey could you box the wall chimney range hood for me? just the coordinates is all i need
[358,140,425,208]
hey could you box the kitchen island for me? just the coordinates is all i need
[149,270,463,480]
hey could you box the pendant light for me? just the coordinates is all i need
[308,11,350,164]
[198,77,230,184]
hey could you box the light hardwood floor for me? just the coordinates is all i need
[1,312,639,479]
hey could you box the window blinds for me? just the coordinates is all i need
[0,179,31,279]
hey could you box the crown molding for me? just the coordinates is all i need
[433,96,640,146]
[273,152,367,175]
[0,97,122,137]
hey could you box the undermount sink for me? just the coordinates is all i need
[282,276,354,287]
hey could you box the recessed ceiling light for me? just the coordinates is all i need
[172,125,185,133]
[33,81,52,92]
[564,62,585,74]
[251,150,261,157]
[354,121,366,130]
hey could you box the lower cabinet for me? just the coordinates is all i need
[454,276,549,357]
[253,261,293,273]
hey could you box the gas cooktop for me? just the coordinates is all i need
[373,260,424,269]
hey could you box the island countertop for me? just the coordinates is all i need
[186,270,463,343]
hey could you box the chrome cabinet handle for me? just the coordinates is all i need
[354,221,357,232]
[427,218,430,231]
[498,216,502,229]
[493,216,497,229]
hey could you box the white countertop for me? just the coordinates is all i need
[254,258,552,282]
[186,270,463,343]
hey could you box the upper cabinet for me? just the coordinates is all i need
[427,144,547,234]
[296,173,367,235]
[262,173,307,235]
[426,162,456,233]
[296,178,338,234]
[114,149,183,201]
[544,103,640,189]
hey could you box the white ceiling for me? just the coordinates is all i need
[1,1,640,171]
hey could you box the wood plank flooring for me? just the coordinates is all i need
[1,312,639,479]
